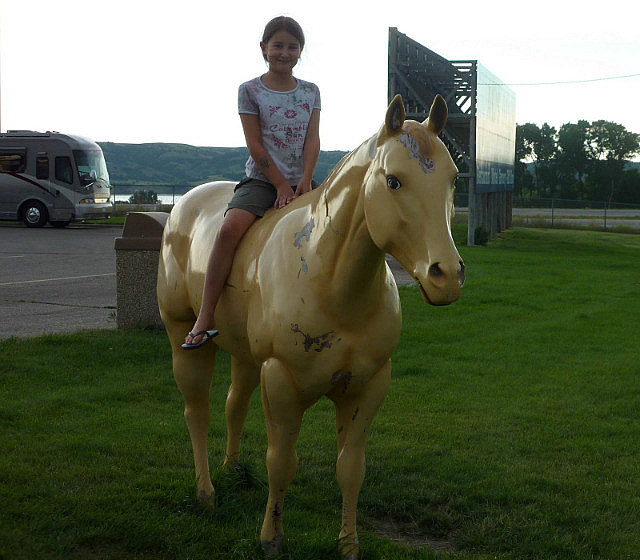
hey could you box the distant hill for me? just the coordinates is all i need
[98,142,348,187]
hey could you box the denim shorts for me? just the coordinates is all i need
[226,176,316,217]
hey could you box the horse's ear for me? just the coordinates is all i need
[377,95,405,146]
[385,94,405,135]
[424,94,448,135]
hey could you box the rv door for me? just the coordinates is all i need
[52,155,75,215]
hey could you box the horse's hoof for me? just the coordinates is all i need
[339,535,359,560]
[196,489,215,510]
[261,530,283,558]
[340,546,358,560]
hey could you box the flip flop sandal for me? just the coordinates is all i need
[181,329,219,350]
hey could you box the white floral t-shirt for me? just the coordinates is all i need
[238,77,321,185]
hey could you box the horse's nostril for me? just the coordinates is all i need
[428,263,443,278]
[458,261,466,287]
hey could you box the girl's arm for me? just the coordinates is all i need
[239,113,295,208]
[294,108,321,198]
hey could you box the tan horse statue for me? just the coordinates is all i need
[157,94,464,559]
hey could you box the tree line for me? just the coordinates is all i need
[516,120,640,204]
[99,142,347,188]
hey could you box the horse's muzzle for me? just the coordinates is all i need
[419,259,465,305]
[428,260,465,286]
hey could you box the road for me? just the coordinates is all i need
[0,223,120,340]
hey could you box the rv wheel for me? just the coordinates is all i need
[22,201,49,228]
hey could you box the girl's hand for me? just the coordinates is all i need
[274,184,295,209]
[293,178,312,199]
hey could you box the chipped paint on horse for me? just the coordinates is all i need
[157,94,464,559]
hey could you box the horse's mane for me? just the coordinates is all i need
[319,134,377,192]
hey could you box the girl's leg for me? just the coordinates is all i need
[185,208,257,345]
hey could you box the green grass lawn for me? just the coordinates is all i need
[1,228,639,560]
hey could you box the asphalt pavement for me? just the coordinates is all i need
[0,222,122,339]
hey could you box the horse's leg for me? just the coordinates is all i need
[167,320,218,507]
[259,357,307,557]
[223,356,260,469]
[330,361,392,560]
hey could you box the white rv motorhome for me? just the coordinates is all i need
[0,130,113,227]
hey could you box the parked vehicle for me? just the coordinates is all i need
[0,130,113,227]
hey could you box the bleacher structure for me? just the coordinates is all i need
[388,28,516,245]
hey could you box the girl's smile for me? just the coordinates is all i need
[261,30,301,74]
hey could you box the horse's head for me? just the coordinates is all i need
[364,94,465,305]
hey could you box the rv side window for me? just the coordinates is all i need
[55,156,73,184]
[0,150,27,174]
[36,157,49,179]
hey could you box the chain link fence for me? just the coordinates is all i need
[453,193,640,231]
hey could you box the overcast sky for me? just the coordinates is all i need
[1,0,639,151]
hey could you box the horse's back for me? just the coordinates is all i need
[165,181,235,240]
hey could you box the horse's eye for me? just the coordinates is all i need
[386,175,402,190]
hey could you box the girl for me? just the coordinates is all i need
[183,16,321,349]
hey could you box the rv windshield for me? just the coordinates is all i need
[73,149,110,190]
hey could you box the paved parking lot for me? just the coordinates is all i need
[0,223,122,339]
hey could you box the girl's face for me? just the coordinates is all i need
[261,30,301,74]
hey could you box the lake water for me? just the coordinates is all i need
[114,194,181,204]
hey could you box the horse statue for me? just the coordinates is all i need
[157,94,464,559]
